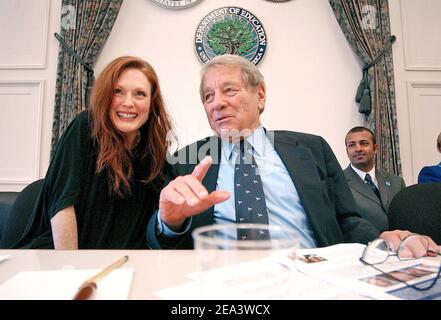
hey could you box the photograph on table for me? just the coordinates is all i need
[298,254,327,264]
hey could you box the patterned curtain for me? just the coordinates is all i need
[51,0,123,155]
[329,0,401,175]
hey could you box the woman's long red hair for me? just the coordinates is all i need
[90,56,173,196]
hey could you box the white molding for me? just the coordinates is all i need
[0,179,37,193]
[400,0,441,71]
[406,80,441,182]
[0,80,44,187]
[407,81,441,89]
[0,0,49,69]
[0,179,38,184]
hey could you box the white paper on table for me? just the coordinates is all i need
[0,255,10,263]
[294,243,432,299]
[297,245,420,278]
[156,256,372,300]
[0,268,133,300]
[154,276,367,300]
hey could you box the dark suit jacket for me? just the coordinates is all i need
[147,131,380,249]
[343,166,406,232]
[418,163,441,183]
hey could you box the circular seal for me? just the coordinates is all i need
[194,7,267,65]
[150,0,203,10]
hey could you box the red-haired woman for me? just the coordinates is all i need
[11,56,173,249]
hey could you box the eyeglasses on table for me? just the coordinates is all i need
[360,233,441,291]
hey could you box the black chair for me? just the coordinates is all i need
[0,179,44,248]
[0,192,19,240]
[388,183,441,243]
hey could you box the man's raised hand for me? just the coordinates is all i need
[159,156,230,231]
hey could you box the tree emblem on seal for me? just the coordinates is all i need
[194,7,267,65]
[207,19,254,55]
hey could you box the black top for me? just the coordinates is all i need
[15,111,164,249]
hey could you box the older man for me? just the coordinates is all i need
[147,54,436,252]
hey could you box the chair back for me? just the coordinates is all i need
[388,183,441,243]
[0,192,19,239]
[0,179,44,248]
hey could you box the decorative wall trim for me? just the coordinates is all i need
[0,80,44,190]
[0,0,49,69]
[400,0,441,71]
[407,81,441,89]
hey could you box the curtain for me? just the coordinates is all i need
[329,0,401,175]
[51,0,123,155]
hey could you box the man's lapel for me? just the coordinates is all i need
[346,166,382,206]
[271,132,324,227]
[376,170,391,207]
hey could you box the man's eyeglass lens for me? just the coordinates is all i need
[363,235,429,264]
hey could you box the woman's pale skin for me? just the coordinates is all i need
[50,68,152,249]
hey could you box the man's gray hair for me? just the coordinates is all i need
[199,54,265,103]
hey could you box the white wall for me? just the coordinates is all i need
[96,0,365,167]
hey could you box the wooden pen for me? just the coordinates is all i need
[73,255,129,300]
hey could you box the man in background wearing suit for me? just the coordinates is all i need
[147,54,434,252]
[344,126,406,232]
